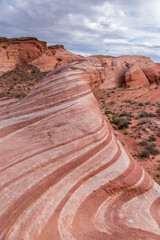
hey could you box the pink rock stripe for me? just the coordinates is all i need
[0,57,159,240]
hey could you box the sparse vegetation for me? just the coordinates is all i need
[137,119,151,125]
[111,116,131,130]
[136,111,157,119]
[138,139,159,157]
[0,64,49,99]
[102,87,160,177]
[105,109,114,115]
[122,129,129,135]
[154,176,160,185]
[138,149,150,158]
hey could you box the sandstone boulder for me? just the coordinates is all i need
[125,63,149,88]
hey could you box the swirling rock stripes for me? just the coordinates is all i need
[0,57,159,240]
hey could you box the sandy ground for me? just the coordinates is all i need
[97,84,160,183]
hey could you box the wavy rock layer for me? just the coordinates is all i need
[0,57,160,240]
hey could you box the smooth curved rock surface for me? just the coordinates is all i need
[100,55,160,89]
[0,57,160,240]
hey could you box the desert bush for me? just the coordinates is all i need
[138,149,150,158]
[145,102,150,105]
[139,140,148,146]
[119,111,134,118]
[111,116,130,130]
[119,111,127,117]
[136,119,150,125]
[109,101,115,104]
[111,116,122,125]
[118,121,129,130]
[145,144,160,156]
[122,129,129,135]
[105,109,114,115]
[148,135,157,142]
[150,142,157,148]
[138,139,159,156]
[136,111,153,118]
[123,100,132,104]
[138,102,145,106]
[148,112,157,117]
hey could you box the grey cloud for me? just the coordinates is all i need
[0,0,160,61]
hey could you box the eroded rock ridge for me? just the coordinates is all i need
[0,57,160,239]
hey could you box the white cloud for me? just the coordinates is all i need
[0,0,160,61]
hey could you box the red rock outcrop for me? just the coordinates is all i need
[125,63,149,88]
[100,57,125,88]
[0,57,160,240]
[99,55,160,89]
[138,84,160,103]
[31,44,80,72]
[0,37,80,75]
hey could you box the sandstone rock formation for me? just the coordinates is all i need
[31,44,81,72]
[138,85,160,103]
[125,63,149,88]
[0,37,159,89]
[0,57,160,240]
[0,37,80,75]
[99,55,160,89]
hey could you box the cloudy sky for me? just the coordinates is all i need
[0,0,160,61]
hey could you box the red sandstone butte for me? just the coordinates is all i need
[0,57,160,240]
[0,37,80,75]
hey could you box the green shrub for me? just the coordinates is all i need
[122,129,129,135]
[150,142,157,148]
[138,102,145,106]
[145,145,160,156]
[119,111,127,117]
[111,117,122,125]
[111,116,130,130]
[148,135,157,141]
[137,119,150,125]
[139,140,148,146]
[138,149,150,158]
[118,121,129,130]
[105,109,114,115]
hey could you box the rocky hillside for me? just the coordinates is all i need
[0,64,48,98]
[0,37,81,98]
[0,57,160,240]
[0,37,80,75]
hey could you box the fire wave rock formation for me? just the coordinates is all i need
[0,57,160,240]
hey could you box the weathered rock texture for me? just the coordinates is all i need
[0,37,159,89]
[99,55,160,88]
[0,57,160,240]
[0,37,80,75]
